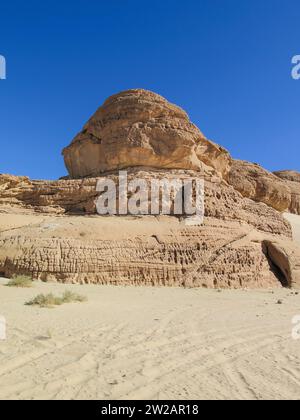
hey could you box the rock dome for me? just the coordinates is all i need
[63,89,231,178]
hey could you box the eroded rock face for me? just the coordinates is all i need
[0,213,288,289]
[227,160,292,212]
[0,169,297,288]
[1,89,300,288]
[263,240,300,289]
[0,171,292,237]
[274,170,300,215]
[274,170,300,183]
[63,89,231,178]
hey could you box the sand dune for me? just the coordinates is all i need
[1,279,300,400]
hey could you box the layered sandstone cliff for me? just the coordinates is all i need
[0,210,293,289]
[1,89,300,288]
[274,170,300,215]
[227,160,292,212]
[0,167,298,288]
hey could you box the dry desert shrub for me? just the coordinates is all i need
[7,275,33,288]
[26,290,87,308]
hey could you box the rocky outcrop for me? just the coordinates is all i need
[263,239,300,289]
[227,160,291,212]
[0,89,300,289]
[0,212,293,289]
[0,168,297,288]
[274,170,300,183]
[0,174,99,214]
[63,89,231,178]
[274,170,300,215]
[0,170,292,237]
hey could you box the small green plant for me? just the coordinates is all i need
[7,275,33,288]
[26,290,87,308]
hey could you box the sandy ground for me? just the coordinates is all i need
[285,212,300,244]
[0,213,299,400]
[0,280,300,400]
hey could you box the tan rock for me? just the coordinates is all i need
[274,170,300,215]
[63,89,231,178]
[0,90,299,289]
[0,170,292,237]
[227,160,291,212]
[0,168,294,288]
[274,170,300,183]
[263,239,300,288]
[0,212,291,289]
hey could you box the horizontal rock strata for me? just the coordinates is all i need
[0,214,292,288]
[1,89,300,288]
[274,170,300,215]
[63,89,231,178]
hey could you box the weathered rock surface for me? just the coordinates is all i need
[274,170,300,183]
[0,170,292,237]
[263,239,300,289]
[0,168,297,288]
[1,89,300,288]
[63,89,231,178]
[274,170,300,215]
[0,212,293,288]
[227,160,292,212]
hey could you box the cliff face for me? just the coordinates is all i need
[62,89,300,216]
[0,212,292,289]
[227,160,292,212]
[0,167,298,288]
[274,170,300,215]
[1,89,300,288]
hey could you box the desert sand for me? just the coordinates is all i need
[1,280,300,400]
[0,213,299,401]
[285,213,300,244]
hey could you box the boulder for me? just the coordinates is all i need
[274,170,300,215]
[263,239,300,288]
[227,160,291,212]
[274,170,300,183]
[63,89,231,178]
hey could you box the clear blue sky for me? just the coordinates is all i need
[0,0,299,180]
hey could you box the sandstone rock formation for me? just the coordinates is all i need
[1,89,300,289]
[263,239,300,288]
[227,160,291,212]
[274,170,300,215]
[274,170,300,183]
[227,163,300,216]
[0,168,298,288]
[0,211,291,289]
[0,170,292,236]
[63,89,231,178]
